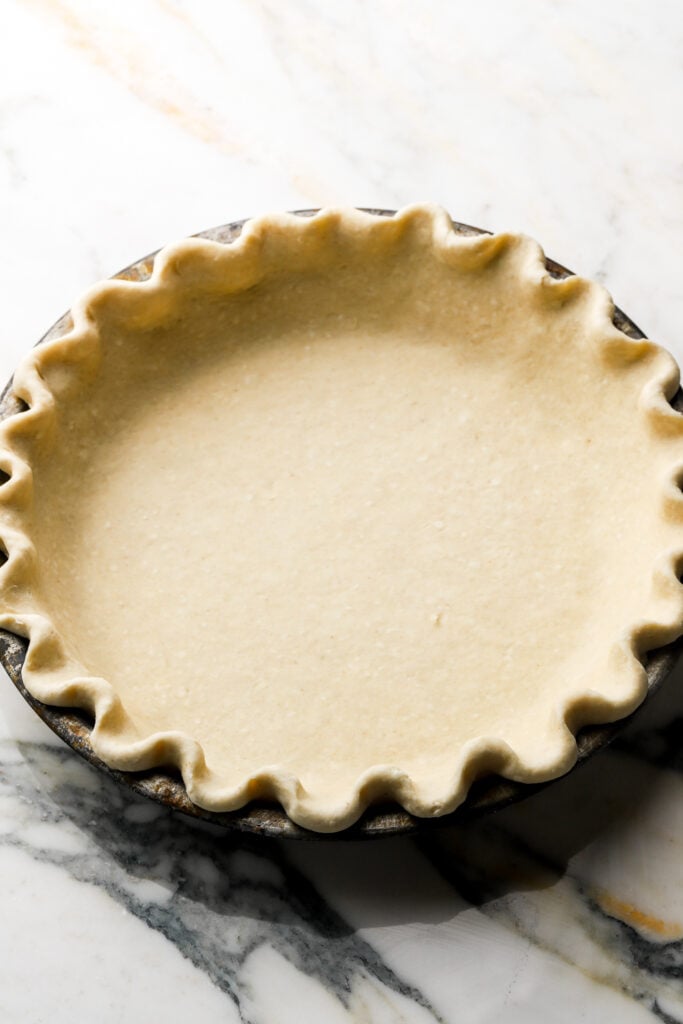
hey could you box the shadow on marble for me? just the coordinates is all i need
[10,656,683,927]
[412,656,683,905]
[3,656,682,1018]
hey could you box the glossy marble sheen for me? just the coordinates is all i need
[1,1,683,1021]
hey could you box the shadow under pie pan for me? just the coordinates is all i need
[2,209,683,840]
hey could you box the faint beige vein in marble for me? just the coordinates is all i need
[153,0,230,69]
[592,888,683,941]
[24,0,243,156]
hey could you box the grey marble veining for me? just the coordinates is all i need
[2,738,443,1023]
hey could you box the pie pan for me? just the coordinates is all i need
[1,209,682,840]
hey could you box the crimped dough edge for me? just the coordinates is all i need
[1,204,682,833]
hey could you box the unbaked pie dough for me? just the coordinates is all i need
[1,205,682,831]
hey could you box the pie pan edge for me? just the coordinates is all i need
[1,206,682,835]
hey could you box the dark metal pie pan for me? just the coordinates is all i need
[1,210,681,839]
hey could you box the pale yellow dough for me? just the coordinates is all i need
[1,206,682,831]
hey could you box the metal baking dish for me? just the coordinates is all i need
[2,211,681,839]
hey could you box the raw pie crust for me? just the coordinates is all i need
[1,205,682,832]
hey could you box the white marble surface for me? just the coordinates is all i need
[2,1,683,1021]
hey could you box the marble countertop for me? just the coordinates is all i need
[2,1,683,1021]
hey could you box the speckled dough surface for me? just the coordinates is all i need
[1,205,682,831]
